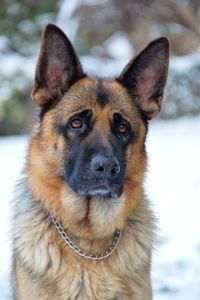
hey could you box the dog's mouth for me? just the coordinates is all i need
[72,185,122,199]
[66,158,124,199]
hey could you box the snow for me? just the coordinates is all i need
[171,50,200,72]
[56,0,81,42]
[0,117,200,299]
[0,136,29,299]
[103,31,133,61]
[147,118,200,299]
[0,53,35,101]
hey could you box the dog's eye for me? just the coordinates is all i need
[117,124,129,134]
[71,118,83,129]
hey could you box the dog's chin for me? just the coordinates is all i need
[71,186,122,199]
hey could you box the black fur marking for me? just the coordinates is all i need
[112,112,137,145]
[56,109,92,139]
[97,79,109,107]
[39,96,59,119]
[64,137,125,199]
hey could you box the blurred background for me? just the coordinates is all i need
[1,0,200,134]
[0,1,200,299]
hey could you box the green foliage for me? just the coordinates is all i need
[0,0,59,135]
[0,81,36,135]
[162,62,200,118]
[0,0,58,56]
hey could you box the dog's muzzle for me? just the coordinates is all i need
[67,153,124,199]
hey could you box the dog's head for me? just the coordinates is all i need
[28,24,169,237]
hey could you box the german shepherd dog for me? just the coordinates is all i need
[12,24,169,299]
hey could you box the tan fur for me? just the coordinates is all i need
[12,23,170,298]
[12,78,155,300]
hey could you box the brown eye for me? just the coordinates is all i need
[71,118,82,129]
[117,124,129,134]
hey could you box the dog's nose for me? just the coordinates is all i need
[91,154,120,179]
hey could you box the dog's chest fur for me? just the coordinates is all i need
[12,182,154,300]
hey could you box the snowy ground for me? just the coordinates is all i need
[0,117,200,299]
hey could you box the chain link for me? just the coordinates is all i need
[49,212,122,261]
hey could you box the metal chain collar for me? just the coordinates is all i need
[49,212,122,261]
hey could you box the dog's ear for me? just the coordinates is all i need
[32,24,85,107]
[118,37,169,119]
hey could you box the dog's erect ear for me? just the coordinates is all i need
[118,37,169,119]
[32,24,85,107]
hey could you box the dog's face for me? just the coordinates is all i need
[28,24,169,237]
[63,103,125,199]
[56,80,138,200]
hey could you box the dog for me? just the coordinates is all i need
[12,24,169,300]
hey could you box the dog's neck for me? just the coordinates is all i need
[13,179,155,286]
[49,211,122,260]
[27,167,142,240]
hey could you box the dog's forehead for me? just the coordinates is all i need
[56,77,139,122]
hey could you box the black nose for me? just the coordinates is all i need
[91,154,120,179]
